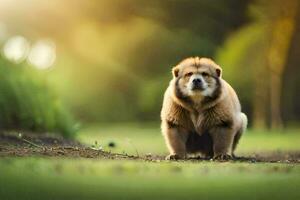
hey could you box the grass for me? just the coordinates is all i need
[78,123,300,156]
[0,158,300,200]
[0,124,300,200]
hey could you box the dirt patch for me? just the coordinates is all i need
[0,131,82,147]
[0,132,299,163]
[0,146,137,159]
[0,131,137,160]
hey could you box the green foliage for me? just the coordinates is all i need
[216,23,268,109]
[0,58,77,137]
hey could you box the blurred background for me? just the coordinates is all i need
[1,2,300,199]
[0,0,299,142]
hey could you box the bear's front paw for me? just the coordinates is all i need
[165,154,183,160]
[213,154,232,161]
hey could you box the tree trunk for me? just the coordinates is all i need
[270,73,283,129]
[267,6,297,130]
[282,1,300,125]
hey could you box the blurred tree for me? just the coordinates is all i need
[216,23,269,128]
[266,0,297,129]
[0,0,251,123]
[282,1,300,126]
[55,0,251,122]
[217,0,299,130]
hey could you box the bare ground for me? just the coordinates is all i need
[0,132,299,163]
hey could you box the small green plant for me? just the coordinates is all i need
[18,132,44,148]
[91,140,103,150]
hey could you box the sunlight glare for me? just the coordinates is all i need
[28,40,56,70]
[3,35,30,63]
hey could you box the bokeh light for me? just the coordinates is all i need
[28,40,56,70]
[2,35,30,63]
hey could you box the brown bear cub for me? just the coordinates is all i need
[161,57,247,160]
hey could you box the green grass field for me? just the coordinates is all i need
[0,124,300,200]
[78,123,300,156]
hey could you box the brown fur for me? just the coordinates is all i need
[161,57,247,160]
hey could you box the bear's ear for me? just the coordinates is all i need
[215,66,222,78]
[172,66,180,78]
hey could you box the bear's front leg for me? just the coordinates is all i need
[209,127,235,160]
[162,121,189,160]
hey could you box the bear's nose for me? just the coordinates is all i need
[192,78,202,85]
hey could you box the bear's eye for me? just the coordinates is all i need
[185,72,193,77]
[202,72,209,77]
